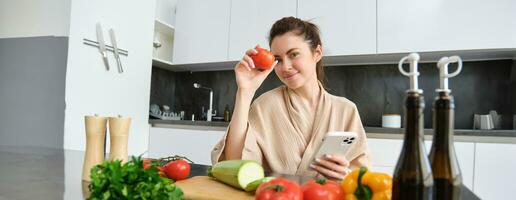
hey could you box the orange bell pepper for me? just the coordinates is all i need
[341,167,393,200]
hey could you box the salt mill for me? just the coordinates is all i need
[108,115,131,162]
[82,115,107,181]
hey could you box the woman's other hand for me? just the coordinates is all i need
[234,46,277,92]
[310,154,351,181]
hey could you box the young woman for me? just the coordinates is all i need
[212,17,370,180]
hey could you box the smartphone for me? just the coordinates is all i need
[313,131,357,160]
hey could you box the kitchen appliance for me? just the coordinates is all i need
[473,114,494,130]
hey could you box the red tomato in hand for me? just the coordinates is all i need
[302,179,344,200]
[250,46,275,70]
[255,178,303,200]
[164,159,191,181]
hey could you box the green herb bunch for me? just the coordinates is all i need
[88,156,183,200]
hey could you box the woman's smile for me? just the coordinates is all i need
[284,72,299,80]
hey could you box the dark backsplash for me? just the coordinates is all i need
[150,59,515,129]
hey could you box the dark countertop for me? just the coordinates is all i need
[150,119,230,127]
[0,145,479,199]
[364,126,516,137]
[149,119,516,137]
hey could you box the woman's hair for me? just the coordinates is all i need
[268,16,325,86]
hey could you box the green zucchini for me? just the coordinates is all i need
[244,176,275,192]
[208,160,264,190]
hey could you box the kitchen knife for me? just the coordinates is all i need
[96,22,110,71]
[109,29,123,73]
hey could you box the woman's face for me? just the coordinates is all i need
[270,31,322,90]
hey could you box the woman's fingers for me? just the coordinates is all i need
[243,54,255,69]
[236,60,251,71]
[324,154,350,167]
[246,48,258,56]
[310,163,346,180]
[313,157,347,174]
[310,154,351,180]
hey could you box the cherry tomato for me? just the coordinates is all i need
[164,159,191,181]
[302,179,344,200]
[143,159,152,170]
[251,46,275,70]
[255,178,302,200]
[143,159,166,177]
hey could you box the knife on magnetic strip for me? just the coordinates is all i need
[96,23,110,71]
[109,29,123,73]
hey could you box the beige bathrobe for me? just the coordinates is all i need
[211,83,370,176]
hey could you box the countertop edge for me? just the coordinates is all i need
[149,120,516,143]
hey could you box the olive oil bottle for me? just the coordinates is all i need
[429,56,463,200]
[393,53,434,200]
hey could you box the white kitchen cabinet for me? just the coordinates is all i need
[227,0,296,60]
[173,0,231,64]
[367,138,403,170]
[377,0,516,53]
[149,127,225,165]
[474,143,516,200]
[367,138,474,190]
[425,141,475,190]
[297,0,376,56]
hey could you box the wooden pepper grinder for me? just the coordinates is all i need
[82,115,107,181]
[108,115,131,162]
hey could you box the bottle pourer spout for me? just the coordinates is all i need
[398,53,422,93]
[436,56,462,93]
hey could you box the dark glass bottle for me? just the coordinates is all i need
[429,91,462,200]
[393,91,434,200]
[224,105,231,122]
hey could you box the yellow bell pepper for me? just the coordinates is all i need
[341,167,392,200]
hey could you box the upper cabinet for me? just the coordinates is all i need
[227,0,297,61]
[377,0,516,53]
[297,0,376,56]
[173,0,231,64]
[170,0,516,70]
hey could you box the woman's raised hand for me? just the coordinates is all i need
[234,46,277,93]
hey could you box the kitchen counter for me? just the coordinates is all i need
[0,145,479,199]
[150,119,516,143]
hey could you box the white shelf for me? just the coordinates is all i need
[154,19,175,38]
[152,58,187,71]
[153,18,175,66]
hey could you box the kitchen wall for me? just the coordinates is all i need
[150,59,515,129]
[0,0,71,38]
[155,0,177,26]
[0,36,68,148]
[512,60,516,115]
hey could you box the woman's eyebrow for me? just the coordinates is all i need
[274,48,299,57]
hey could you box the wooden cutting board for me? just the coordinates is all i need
[175,176,254,200]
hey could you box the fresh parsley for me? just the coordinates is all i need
[88,156,183,200]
